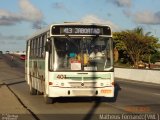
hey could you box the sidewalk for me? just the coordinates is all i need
[0,58,34,120]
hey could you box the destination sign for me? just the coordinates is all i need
[60,27,103,35]
[51,25,111,35]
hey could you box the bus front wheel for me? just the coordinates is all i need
[44,95,53,104]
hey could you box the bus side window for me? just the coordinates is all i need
[41,34,46,58]
[39,36,42,58]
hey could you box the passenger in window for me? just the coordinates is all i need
[89,48,103,59]
[77,51,89,66]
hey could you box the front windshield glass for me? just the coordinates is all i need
[51,36,113,71]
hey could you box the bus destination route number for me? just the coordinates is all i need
[60,27,103,35]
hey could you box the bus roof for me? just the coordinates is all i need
[27,23,111,40]
[52,22,110,27]
[27,26,50,40]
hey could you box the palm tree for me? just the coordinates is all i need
[113,27,159,68]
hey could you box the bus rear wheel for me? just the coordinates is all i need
[29,77,37,95]
[30,87,37,95]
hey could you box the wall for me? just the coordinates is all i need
[114,68,160,84]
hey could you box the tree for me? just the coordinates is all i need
[113,27,160,68]
[114,48,119,62]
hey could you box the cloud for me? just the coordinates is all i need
[52,2,70,13]
[134,11,160,25]
[107,0,132,18]
[19,0,42,22]
[0,0,43,28]
[0,10,22,25]
[123,9,132,17]
[0,33,26,51]
[0,33,27,40]
[0,41,6,45]
[79,15,120,31]
[52,2,66,9]
[108,0,132,8]
[32,20,47,29]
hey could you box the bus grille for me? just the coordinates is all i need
[69,82,97,88]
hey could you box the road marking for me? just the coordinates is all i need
[152,93,160,96]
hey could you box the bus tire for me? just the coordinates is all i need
[37,90,42,95]
[94,97,102,102]
[37,78,43,95]
[30,86,37,95]
[29,76,37,95]
[108,97,116,102]
[44,95,53,104]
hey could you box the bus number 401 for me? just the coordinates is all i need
[57,75,66,79]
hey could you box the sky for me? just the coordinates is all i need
[0,0,160,52]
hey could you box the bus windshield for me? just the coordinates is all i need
[50,36,113,71]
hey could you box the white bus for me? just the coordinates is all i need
[25,23,115,103]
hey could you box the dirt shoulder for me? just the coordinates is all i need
[0,57,35,120]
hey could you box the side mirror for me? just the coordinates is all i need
[45,41,51,52]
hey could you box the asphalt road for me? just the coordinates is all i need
[1,54,160,120]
